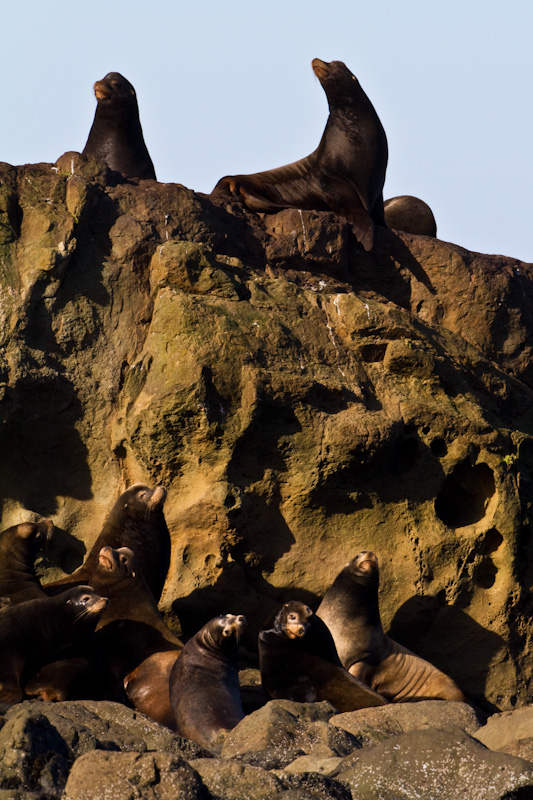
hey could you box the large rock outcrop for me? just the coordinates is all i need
[0,153,532,711]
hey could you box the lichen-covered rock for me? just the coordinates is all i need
[329,699,483,747]
[0,700,208,796]
[63,751,208,800]
[0,158,532,713]
[333,727,533,800]
[189,758,283,799]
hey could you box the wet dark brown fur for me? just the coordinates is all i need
[45,484,170,602]
[29,546,181,721]
[384,195,437,237]
[317,551,466,702]
[82,72,156,180]
[211,58,388,251]
[0,519,53,604]
[170,614,246,750]
[259,600,387,710]
[0,587,108,712]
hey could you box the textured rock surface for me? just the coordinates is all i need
[1,155,533,712]
[334,727,533,800]
[475,706,533,752]
[329,699,483,747]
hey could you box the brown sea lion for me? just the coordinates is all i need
[45,483,170,602]
[0,586,108,712]
[210,58,388,251]
[0,519,53,604]
[259,601,387,711]
[384,195,437,237]
[316,551,466,702]
[169,614,246,750]
[82,72,156,180]
[29,546,182,724]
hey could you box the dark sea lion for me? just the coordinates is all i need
[259,600,387,710]
[30,546,182,723]
[0,586,108,711]
[169,614,246,750]
[384,195,437,237]
[82,72,156,180]
[0,519,54,604]
[317,551,466,702]
[45,483,170,602]
[210,58,388,252]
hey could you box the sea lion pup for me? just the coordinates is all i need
[259,601,387,710]
[0,519,53,604]
[384,195,437,237]
[28,546,182,725]
[317,551,466,702]
[169,614,247,750]
[45,483,170,602]
[82,72,156,180]
[0,586,108,712]
[211,58,388,252]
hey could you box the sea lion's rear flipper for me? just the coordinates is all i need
[211,176,285,212]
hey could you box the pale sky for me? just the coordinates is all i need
[2,1,531,262]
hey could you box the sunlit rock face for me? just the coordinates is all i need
[1,152,532,711]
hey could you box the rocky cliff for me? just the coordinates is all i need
[1,153,532,711]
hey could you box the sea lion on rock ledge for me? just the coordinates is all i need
[82,72,156,181]
[0,519,53,604]
[317,551,466,703]
[211,58,388,252]
[169,614,247,750]
[45,483,170,603]
[384,195,437,237]
[0,586,108,712]
[259,600,388,710]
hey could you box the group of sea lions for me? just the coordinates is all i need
[0,483,466,752]
[81,61,437,246]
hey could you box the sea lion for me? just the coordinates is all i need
[29,546,182,723]
[259,601,387,710]
[384,195,437,237]
[0,519,54,604]
[45,483,170,602]
[210,58,388,252]
[0,586,108,711]
[82,72,156,181]
[169,614,246,750]
[317,551,466,702]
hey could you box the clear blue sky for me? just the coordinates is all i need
[2,1,531,262]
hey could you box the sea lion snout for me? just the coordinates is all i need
[93,81,112,101]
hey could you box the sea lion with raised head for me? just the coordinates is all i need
[29,546,182,723]
[45,484,170,602]
[384,195,437,237]
[317,551,466,702]
[211,58,388,251]
[0,586,108,712]
[82,72,156,180]
[169,614,246,750]
[259,600,387,710]
[0,519,54,604]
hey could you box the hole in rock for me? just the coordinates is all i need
[430,438,447,458]
[482,528,503,554]
[474,558,497,589]
[435,461,495,528]
[390,437,419,474]
[359,343,387,363]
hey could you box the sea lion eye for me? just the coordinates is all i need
[288,614,297,621]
